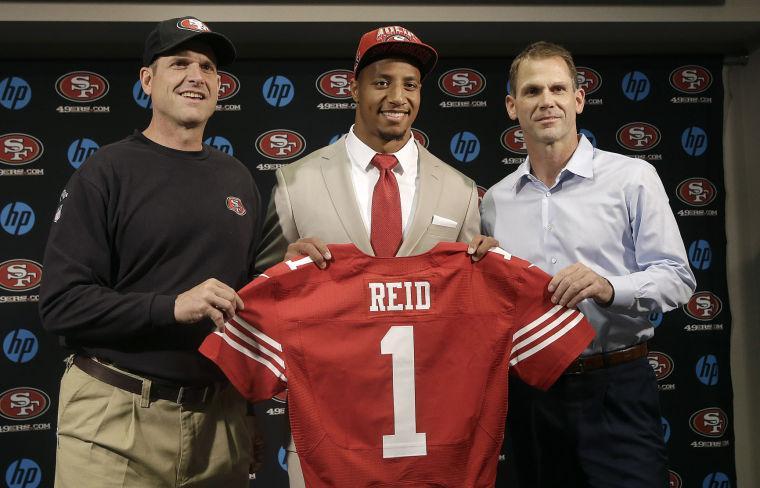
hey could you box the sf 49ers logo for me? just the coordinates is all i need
[411,128,429,148]
[668,470,683,488]
[0,133,44,166]
[476,185,488,208]
[0,387,50,421]
[648,351,674,381]
[55,71,109,102]
[501,126,527,154]
[669,65,712,94]
[255,130,306,160]
[226,196,247,216]
[689,407,728,438]
[0,259,43,292]
[178,18,210,32]
[575,67,602,95]
[684,291,722,321]
[676,177,717,207]
[438,68,486,98]
[316,69,354,99]
[218,71,240,101]
[616,122,661,151]
[375,26,418,43]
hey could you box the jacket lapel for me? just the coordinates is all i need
[397,142,442,256]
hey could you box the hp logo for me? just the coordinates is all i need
[5,458,42,488]
[695,354,719,386]
[132,80,152,109]
[622,71,650,101]
[0,77,32,110]
[661,416,671,443]
[204,136,234,156]
[681,126,708,156]
[648,311,663,328]
[579,129,596,148]
[450,131,480,163]
[688,239,712,270]
[1,202,35,236]
[278,446,288,471]
[702,472,731,488]
[262,75,294,107]
[3,329,38,363]
[67,138,99,169]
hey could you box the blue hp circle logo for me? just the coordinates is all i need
[5,458,42,488]
[132,80,152,109]
[681,126,708,156]
[579,129,596,148]
[648,311,663,328]
[1,202,35,236]
[661,417,670,443]
[204,136,234,156]
[67,138,99,169]
[3,329,38,363]
[622,71,650,101]
[0,77,32,110]
[696,354,719,386]
[263,76,294,107]
[688,239,712,270]
[278,446,288,471]
[450,131,480,163]
[702,472,731,488]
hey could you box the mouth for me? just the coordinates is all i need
[536,115,560,123]
[380,110,410,122]
[179,90,206,101]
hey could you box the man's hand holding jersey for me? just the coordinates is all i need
[174,278,245,329]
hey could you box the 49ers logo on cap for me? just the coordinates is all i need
[670,65,712,94]
[689,407,728,438]
[648,351,674,381]
[255,130,306,160]
[316,69,354,100]
[668,470,683,488]
[576,67,602,96]
[218,71,240,101]
[676,177,717,207]
[376,26,418,42]
[0,133,44,166]
[411,128,429,148]
[684,291,722,321]
[438,69,486,98]
[501,126,527,154]
[226,196,247,216]
[55,71,109,103]
[0,387,50,421]
[0,259,42,292]
[178,18,210,33]
[616,122,661,151]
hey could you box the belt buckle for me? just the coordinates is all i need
[565,359,585,375]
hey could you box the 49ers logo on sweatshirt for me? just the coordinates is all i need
[226,197,247,216]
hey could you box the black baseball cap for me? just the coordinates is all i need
[143,17,236,67]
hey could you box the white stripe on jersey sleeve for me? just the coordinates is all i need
[512,305,563,341]
[214,331,288,383]
[225,321,285,369]
[509,313,585,366]
[511,308,576,357]
[230,316,283,352]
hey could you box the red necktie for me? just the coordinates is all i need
[370,153,402,257]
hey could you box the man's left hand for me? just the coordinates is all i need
[548,262,614,309]
[467,235,500,261]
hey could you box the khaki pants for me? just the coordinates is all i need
[286,437,305,488]
[55,359,253,488]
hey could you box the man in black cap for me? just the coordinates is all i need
[40,16,261,487]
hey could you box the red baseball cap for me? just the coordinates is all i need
[353,26,438,79]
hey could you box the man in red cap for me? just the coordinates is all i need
[256,25,494,487]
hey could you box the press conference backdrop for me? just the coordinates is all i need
[0,56,732,488]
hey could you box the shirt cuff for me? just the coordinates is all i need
[605,275,637,309]
[150,293,178,327]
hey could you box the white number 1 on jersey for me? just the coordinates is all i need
[380,325,427,459]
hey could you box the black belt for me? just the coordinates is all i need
[564,343,648,375]
[73,355,215,405]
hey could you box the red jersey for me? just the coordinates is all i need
[200,242,594,487]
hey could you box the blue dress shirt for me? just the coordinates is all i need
[481,135,696,355]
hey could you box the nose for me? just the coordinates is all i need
[388,82,405,105]
[186,63,204,83]
[539,89,554,108]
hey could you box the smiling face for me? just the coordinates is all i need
[506,55,584,149]
[141,41,220,131]
[350,58,421,153]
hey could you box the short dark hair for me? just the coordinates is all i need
[509,41,578,97]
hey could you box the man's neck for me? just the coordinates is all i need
[142,120,205,152]
[527,137,579,188]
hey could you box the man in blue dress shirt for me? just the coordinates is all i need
[481,41,696,488]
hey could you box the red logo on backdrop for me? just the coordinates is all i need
[648,351,674,381]
[411,128,429,148]
[501,126,528,154]
[689,407,728,438]
[668,470,683,488]
[0,133,44,166]
[55,71,109,102]
[576,67,602,95]
[0,259,43,292]
[669,65,712,94]
[684,291,722,321]
[0,387,50,421]
[316,69,354,99]
[226,196,247,216]
[438,68,486,98]
[477,185,488,208]
[255,130,306,160]
[676,177,717,207]
[616,122,661,151]
[178,18,210,32]
[217,71,240,101]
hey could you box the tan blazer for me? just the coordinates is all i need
[256,136,480,271]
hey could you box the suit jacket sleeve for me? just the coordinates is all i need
[457,179,480,244]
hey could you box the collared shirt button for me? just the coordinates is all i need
[551,257,558,264]
[547,224,553,231]
[546,192,551,197]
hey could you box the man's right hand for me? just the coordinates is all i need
[174,278,244,329]
[285,237,332,269]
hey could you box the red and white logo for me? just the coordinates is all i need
[648,351,674,381]
[375,26,418,43]
[255,130,306,160]
[218,71,240,101]
[411,128,429,148]
[684,291,722,321]
[226,196,247,216]
[55,71,109,103]
[178,18,210,33]
[477,185,488,208]
[438,68,486,98]
[316,69,354,99]
[668,470,683,488]
[676,177,717,207]
[0,133,44,166]
[501,126,528,154]
[0,387,50,421]
[670,65,712,94]
[576,67,602,96]
[616,122,661,152]
[0,259,43,292]
[689,407,728,438]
